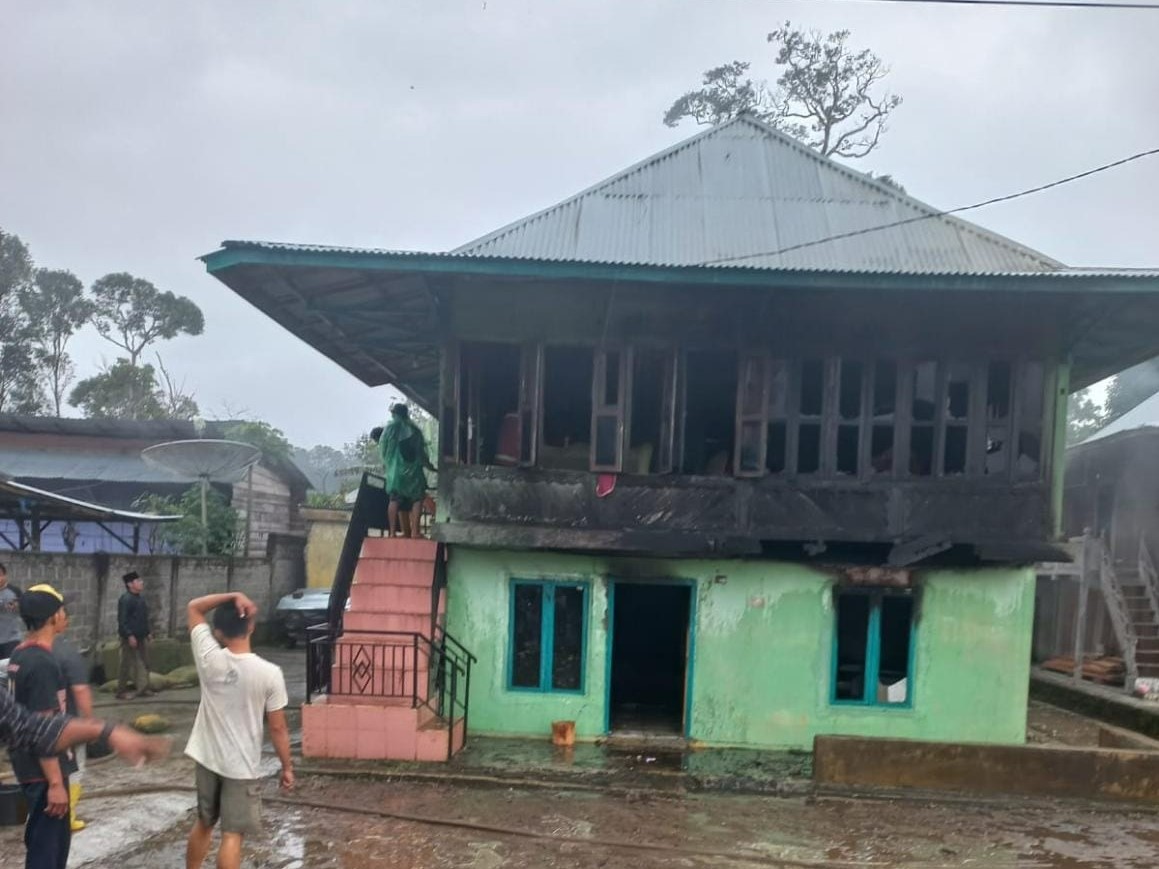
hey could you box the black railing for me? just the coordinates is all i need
[306,626,474,760]
[327,472,389,637]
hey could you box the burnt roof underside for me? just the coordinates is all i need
[206,249,1159,410]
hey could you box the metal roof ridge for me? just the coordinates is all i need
[448,113,1063,270]
[449,116,761,255]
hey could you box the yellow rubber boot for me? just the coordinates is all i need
[69,782,86,832]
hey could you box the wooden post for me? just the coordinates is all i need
[1073,531,1092,682]
[245,465,255,557]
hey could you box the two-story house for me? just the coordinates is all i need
[203,116,1159,753]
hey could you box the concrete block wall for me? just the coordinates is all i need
[1,533,306,651]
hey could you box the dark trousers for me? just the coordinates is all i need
[118,637,150,693]
[21,780,70,869]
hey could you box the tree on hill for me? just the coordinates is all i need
[25,268,95,415]
[664,23,902,160]
[0,230,45,413]
[90,272,204,367]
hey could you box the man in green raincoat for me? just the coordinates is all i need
[379,404,435,537]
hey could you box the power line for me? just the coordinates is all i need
[703,145,1159,266]
[803,0,1159,10]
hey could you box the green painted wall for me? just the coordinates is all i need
[446,548,1035,748]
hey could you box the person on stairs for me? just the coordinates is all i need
[116,571,152,700]
[379,403,435,538]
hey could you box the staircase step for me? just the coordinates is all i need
[1137,638,1159,652]
[1136,626,1159,639]
[1138,666,1159,678]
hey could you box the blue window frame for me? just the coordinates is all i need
[508,580,588,693]
[831,588,915,707]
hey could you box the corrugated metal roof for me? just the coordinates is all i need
[0,449,192,485]
[213,240,1159,279]
[1081,391,1159,445]
[451,115,1064,274]
[0,477,181,523]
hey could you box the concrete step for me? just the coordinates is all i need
[343,612,432,634]
[348,583,441,616]
[1136,637,1159,652]
[301,697,454,761]
[1137,625,1159,639]
[1138,665,1159,678]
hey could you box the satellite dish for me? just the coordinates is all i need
[141,440,262,484]
[141,440,262,553]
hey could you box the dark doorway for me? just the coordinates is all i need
[609,583,692,735]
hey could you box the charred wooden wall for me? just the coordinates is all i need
[439,465,1051,553]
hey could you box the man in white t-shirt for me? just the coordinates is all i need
[183,592,293,869]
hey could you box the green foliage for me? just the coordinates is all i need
[134,484,239,556]
[70,359,178,420]
[27,268,94,415]
[305,490,349,509]
[0,229,46,413]
[1067,388,1106,446]
[90,272,205,366]
[665,23,902,159]
[224,420,292,465]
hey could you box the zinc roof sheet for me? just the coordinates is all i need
[451,115,1064,274]
[0,448,195,485]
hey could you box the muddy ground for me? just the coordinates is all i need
[1,649,1154,868]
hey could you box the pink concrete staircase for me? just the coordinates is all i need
[301,535,470,762]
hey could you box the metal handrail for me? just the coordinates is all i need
[305,627,472,758]
[1139,538,1159,625]
[1098,540,1139,688]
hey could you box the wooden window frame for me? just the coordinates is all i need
[439,342,461,464]
[591,347,633,473]
[734,351,771,478]
[507,579,589,694]
[830,587,917,709]
[517,344,542,467]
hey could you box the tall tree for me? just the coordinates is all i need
[90,272,205,367]
[69,359,168,420]
[665,23,902,159]
[154,354,200,420]
[25,268,95,415]
[0,230,45,414]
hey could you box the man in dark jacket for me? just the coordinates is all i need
[116,572,151,700]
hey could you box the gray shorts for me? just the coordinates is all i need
[194,763,261,835]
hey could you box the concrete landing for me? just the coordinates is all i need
[1031,666,1159,739]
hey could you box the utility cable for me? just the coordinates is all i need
[799,0,1159,10]
[701,145,1159,266]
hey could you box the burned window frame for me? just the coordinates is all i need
[440,342,1054,483]
[506,579,589,694]
[731,355,1053,484]
[830,586,917,709]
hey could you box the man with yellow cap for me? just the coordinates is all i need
[39,584,92,833]
[6,583,75,869]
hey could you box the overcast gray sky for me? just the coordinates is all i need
[2,0,1157,447]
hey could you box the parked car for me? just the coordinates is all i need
[275,587,331,647]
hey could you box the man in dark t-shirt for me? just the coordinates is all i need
[7,585,76,869]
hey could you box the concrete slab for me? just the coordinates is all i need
[814,734,1159,803]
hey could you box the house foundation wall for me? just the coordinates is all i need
[445,547,1034,749]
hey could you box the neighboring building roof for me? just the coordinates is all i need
[0,477,182,524]
[0,414,313,490]
[0,448,186,485]
[452,115,1063,274]
[1082,391,1159,445]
